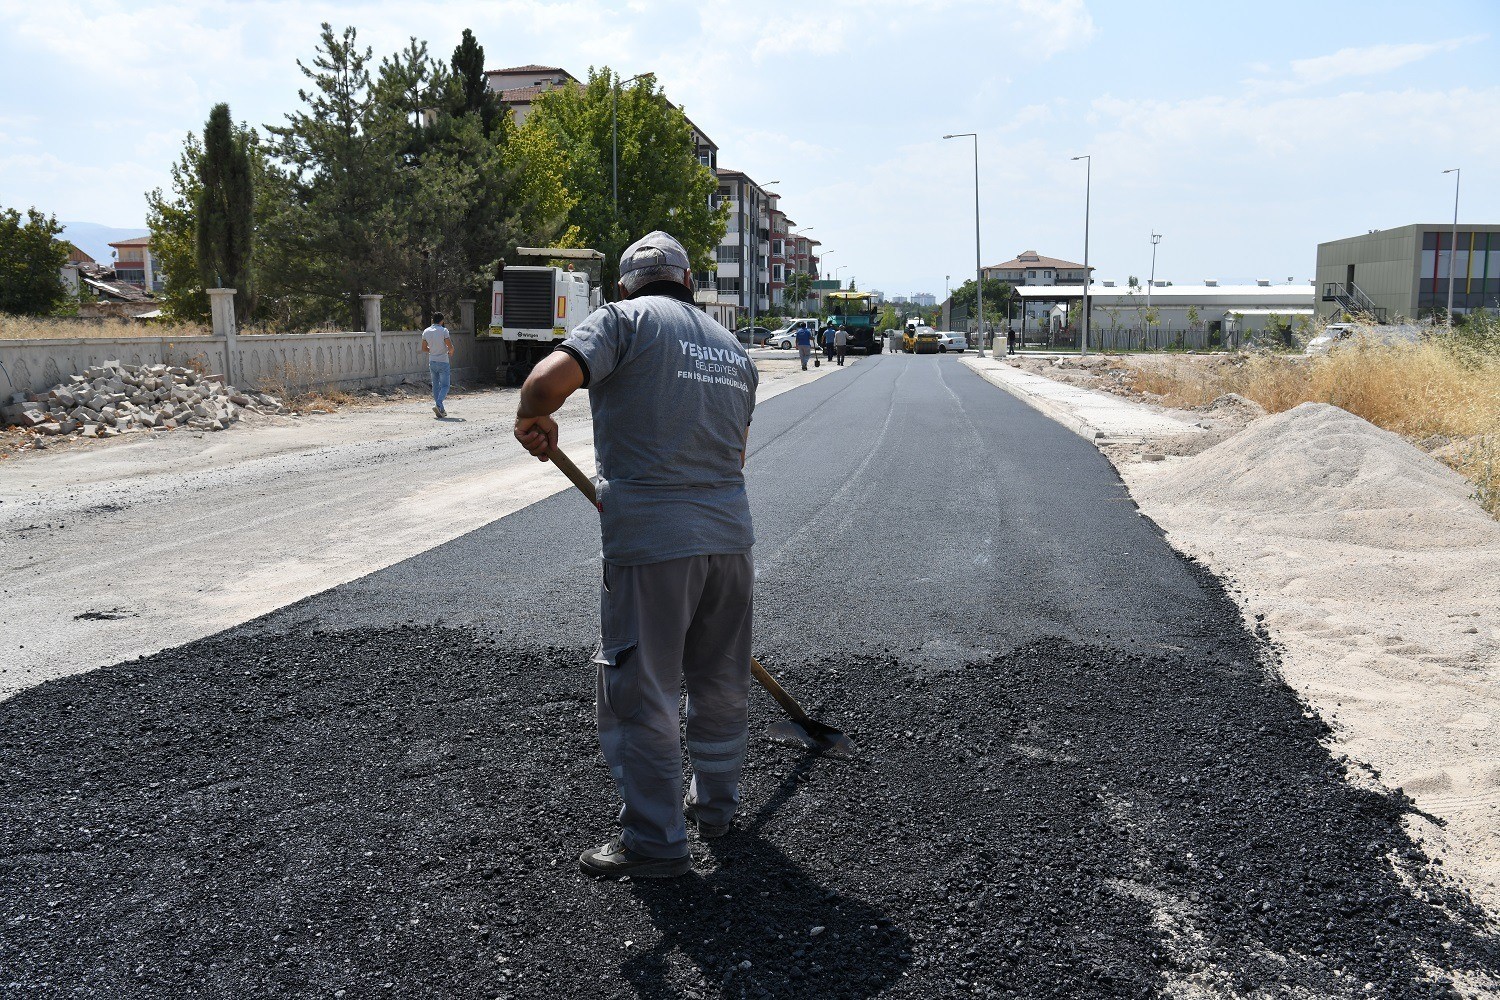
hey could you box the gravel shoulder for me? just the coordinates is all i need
[0,359,833,701]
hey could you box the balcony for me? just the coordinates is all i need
[716,262,741,279]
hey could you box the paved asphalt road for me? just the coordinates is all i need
[2,354,1497,998]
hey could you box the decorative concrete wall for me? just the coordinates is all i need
[1,331,503,398]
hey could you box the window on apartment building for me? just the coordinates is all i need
[716,246,742,263]
[1028,270,1036,278]
[772,264,784,282]
[1044,270,1053,278]
[698,153,712,167]
[718,278,741,294]
[771,239,783,257]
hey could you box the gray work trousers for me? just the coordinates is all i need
[594,552,754,859]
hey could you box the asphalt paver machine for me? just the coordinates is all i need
[485,247,606,384]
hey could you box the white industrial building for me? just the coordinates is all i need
[1011,280,1315,349]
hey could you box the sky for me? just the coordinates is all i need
[2,0,1497,298]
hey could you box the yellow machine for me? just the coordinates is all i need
[903,322,940,354]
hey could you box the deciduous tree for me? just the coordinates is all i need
[517,69,726,294]
[0,206,68,316]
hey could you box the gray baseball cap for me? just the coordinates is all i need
[619,230,690,288]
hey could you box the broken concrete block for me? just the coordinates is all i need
[79,424,99,438]
[16,409,49,427]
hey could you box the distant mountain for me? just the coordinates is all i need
[61,222,150,266]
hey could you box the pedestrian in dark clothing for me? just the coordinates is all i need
[1006,328,1017,357]
[514,231,758,879]
[821,325,835,363]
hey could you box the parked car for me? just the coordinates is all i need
[734,325,772,346]
[768,325,808,349]
[935,330,967,353]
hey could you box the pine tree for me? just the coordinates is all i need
[267,23,395,330]
[449,28,498,136]
[196,103,255,317]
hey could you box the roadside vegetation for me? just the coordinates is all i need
[0,316,211,340]
[1126,317,1500,515]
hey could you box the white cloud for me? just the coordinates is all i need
[1241,35,1488,95]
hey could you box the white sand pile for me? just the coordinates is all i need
[1125,402,1500,911]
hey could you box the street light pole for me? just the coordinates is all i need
[1444,168,1461,329]
[944,132,985,356]
[611,72,649,221]
[1072,155,1091,356]
[1147,232,1162,350]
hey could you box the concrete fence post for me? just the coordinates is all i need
[361,294,383,378]
[207,288,238,385]
[457,299,475,334]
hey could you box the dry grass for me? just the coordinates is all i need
[254,358,356,412]
[1125,336,1500,515]
[0,315,212,340]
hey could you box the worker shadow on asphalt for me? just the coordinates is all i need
[622,758,912,998]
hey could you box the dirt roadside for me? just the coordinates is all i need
[1006,354,1500,916]
[0,358,834,701]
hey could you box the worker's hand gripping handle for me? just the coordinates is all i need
[548,447,601,511]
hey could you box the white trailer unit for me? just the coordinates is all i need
[486,247,605,382]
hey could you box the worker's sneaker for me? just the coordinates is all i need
[683,799,732,840]
[578,839,690,879]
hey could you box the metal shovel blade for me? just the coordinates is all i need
[767,718,856,758]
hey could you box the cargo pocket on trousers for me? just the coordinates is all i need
[594,563,641,720]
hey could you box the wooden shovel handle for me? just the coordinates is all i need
[548,446,600,509]
[751,657,811,724]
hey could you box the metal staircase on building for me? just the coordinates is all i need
[1321,281,1387,322]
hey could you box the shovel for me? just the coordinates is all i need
[546,444,855,757]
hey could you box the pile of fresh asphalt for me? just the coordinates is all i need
[3,618,1497,997]
[4,356,1498,997]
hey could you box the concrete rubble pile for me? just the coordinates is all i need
[2,361,288,439]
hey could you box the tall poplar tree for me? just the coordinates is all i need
[195,103,255,317]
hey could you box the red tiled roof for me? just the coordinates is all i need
[487,64,566,75]
[498,84,549,102]
[985,250,1088,271]
[108,236,151,248]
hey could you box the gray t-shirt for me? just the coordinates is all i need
[560,293,758,566]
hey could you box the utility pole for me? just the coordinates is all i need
[1147,232,1162,351]
[1444,168,1461,329]
[944,132,985,356]
[1072,155,1091,356]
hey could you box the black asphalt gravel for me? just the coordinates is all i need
[3,354,1497,998]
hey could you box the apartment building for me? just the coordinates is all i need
[108,237,161,291]
[483,65,578,126]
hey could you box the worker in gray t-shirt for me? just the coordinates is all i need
[514,231,759,879]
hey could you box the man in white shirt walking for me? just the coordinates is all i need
[421,313,453,418]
